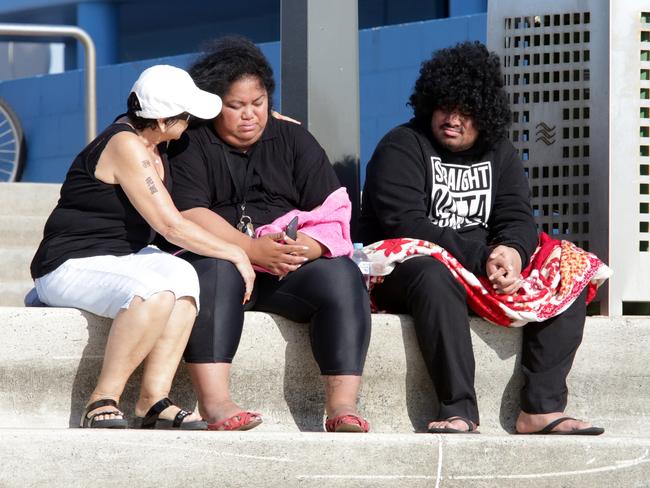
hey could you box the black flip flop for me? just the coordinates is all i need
[516,416,604,435]
[427,416,479,434]
[81,398,128,429]
[135,397,207,430]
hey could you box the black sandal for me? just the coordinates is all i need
[81,399,128,429]
[515,416,605,435]
[427,416,479,434]
[136,397,207,430]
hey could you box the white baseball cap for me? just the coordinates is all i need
[130,64,222,120]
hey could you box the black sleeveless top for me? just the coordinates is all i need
[30,123,172,279]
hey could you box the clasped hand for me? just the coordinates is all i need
[250,231,323,277]
[486,245,523,295]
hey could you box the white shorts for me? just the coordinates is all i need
[35,246,200,319]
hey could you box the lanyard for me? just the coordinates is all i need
[222,147,257,237]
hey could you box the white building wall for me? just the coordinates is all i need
[609,1,650,314]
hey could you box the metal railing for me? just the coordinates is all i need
[0,23,96,143]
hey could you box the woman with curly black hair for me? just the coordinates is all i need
[166,36,371,432]
[360,41,603,436]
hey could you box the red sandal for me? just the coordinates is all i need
[325,414,370,433]
[207,411,263,431]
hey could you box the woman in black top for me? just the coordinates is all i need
[30,65,254,429]
[168,37,371,432]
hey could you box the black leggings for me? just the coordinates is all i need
[182,255,371,375]
[372,256,587,424]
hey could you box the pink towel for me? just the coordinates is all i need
[254,187,354,273]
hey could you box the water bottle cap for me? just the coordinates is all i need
[353,242,364,250]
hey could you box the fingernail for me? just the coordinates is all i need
[302,257,309,262]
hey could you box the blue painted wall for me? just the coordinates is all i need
[0,0,452,65]
[0,15,486,183]
[359,14,486,183]
[0,43,280,182]
[449,0,487,17]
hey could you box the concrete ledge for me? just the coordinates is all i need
[0,430,649,488]
[1,307,649,435]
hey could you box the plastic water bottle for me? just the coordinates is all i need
[351,242,371,289]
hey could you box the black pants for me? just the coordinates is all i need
[372,256,586,425]
[182,255,371,376]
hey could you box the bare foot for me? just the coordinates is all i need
[427,416,478,432]
[84,403,125,423]
[515,411,597,434]
[157,404,203,424]
[327,403,361,420]
[81,398,128,428]
[135,399,203,425]
[323,375,363,420]
[199,399,250,424]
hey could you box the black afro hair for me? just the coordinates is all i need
[408,41,511,148]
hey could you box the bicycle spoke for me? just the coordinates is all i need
[0,99,23,182]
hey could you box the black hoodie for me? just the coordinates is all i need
[359,120,538,277]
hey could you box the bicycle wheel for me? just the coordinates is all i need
[0,97,24,182]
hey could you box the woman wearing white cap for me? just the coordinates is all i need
[30,65,255,429]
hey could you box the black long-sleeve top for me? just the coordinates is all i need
[167,116,341,227]
[359,120,538,277]
[30,123,170,279]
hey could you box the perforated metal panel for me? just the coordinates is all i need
[488,0,650,315]
[640,13,650,255]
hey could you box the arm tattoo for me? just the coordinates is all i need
[141,159,152,168]
[145,176,159,195]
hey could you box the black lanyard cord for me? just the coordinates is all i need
[222,147,257,236]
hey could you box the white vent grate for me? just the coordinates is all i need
[502,10,592,250]
[640,12,650,252]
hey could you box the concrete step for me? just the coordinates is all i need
[0,430,649,488]
[4,178,649,488]
[0,247,33,281]
[1,307,648,436]
[0,280,32,306]
[0,182,60,216]
[0,215,47,247]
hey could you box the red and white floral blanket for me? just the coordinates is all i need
[363,233,612,327]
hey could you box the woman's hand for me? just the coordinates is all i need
[229,244,256,304]
[283,232,326,261]
[271,111,301,125]
[249,233,309,276]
